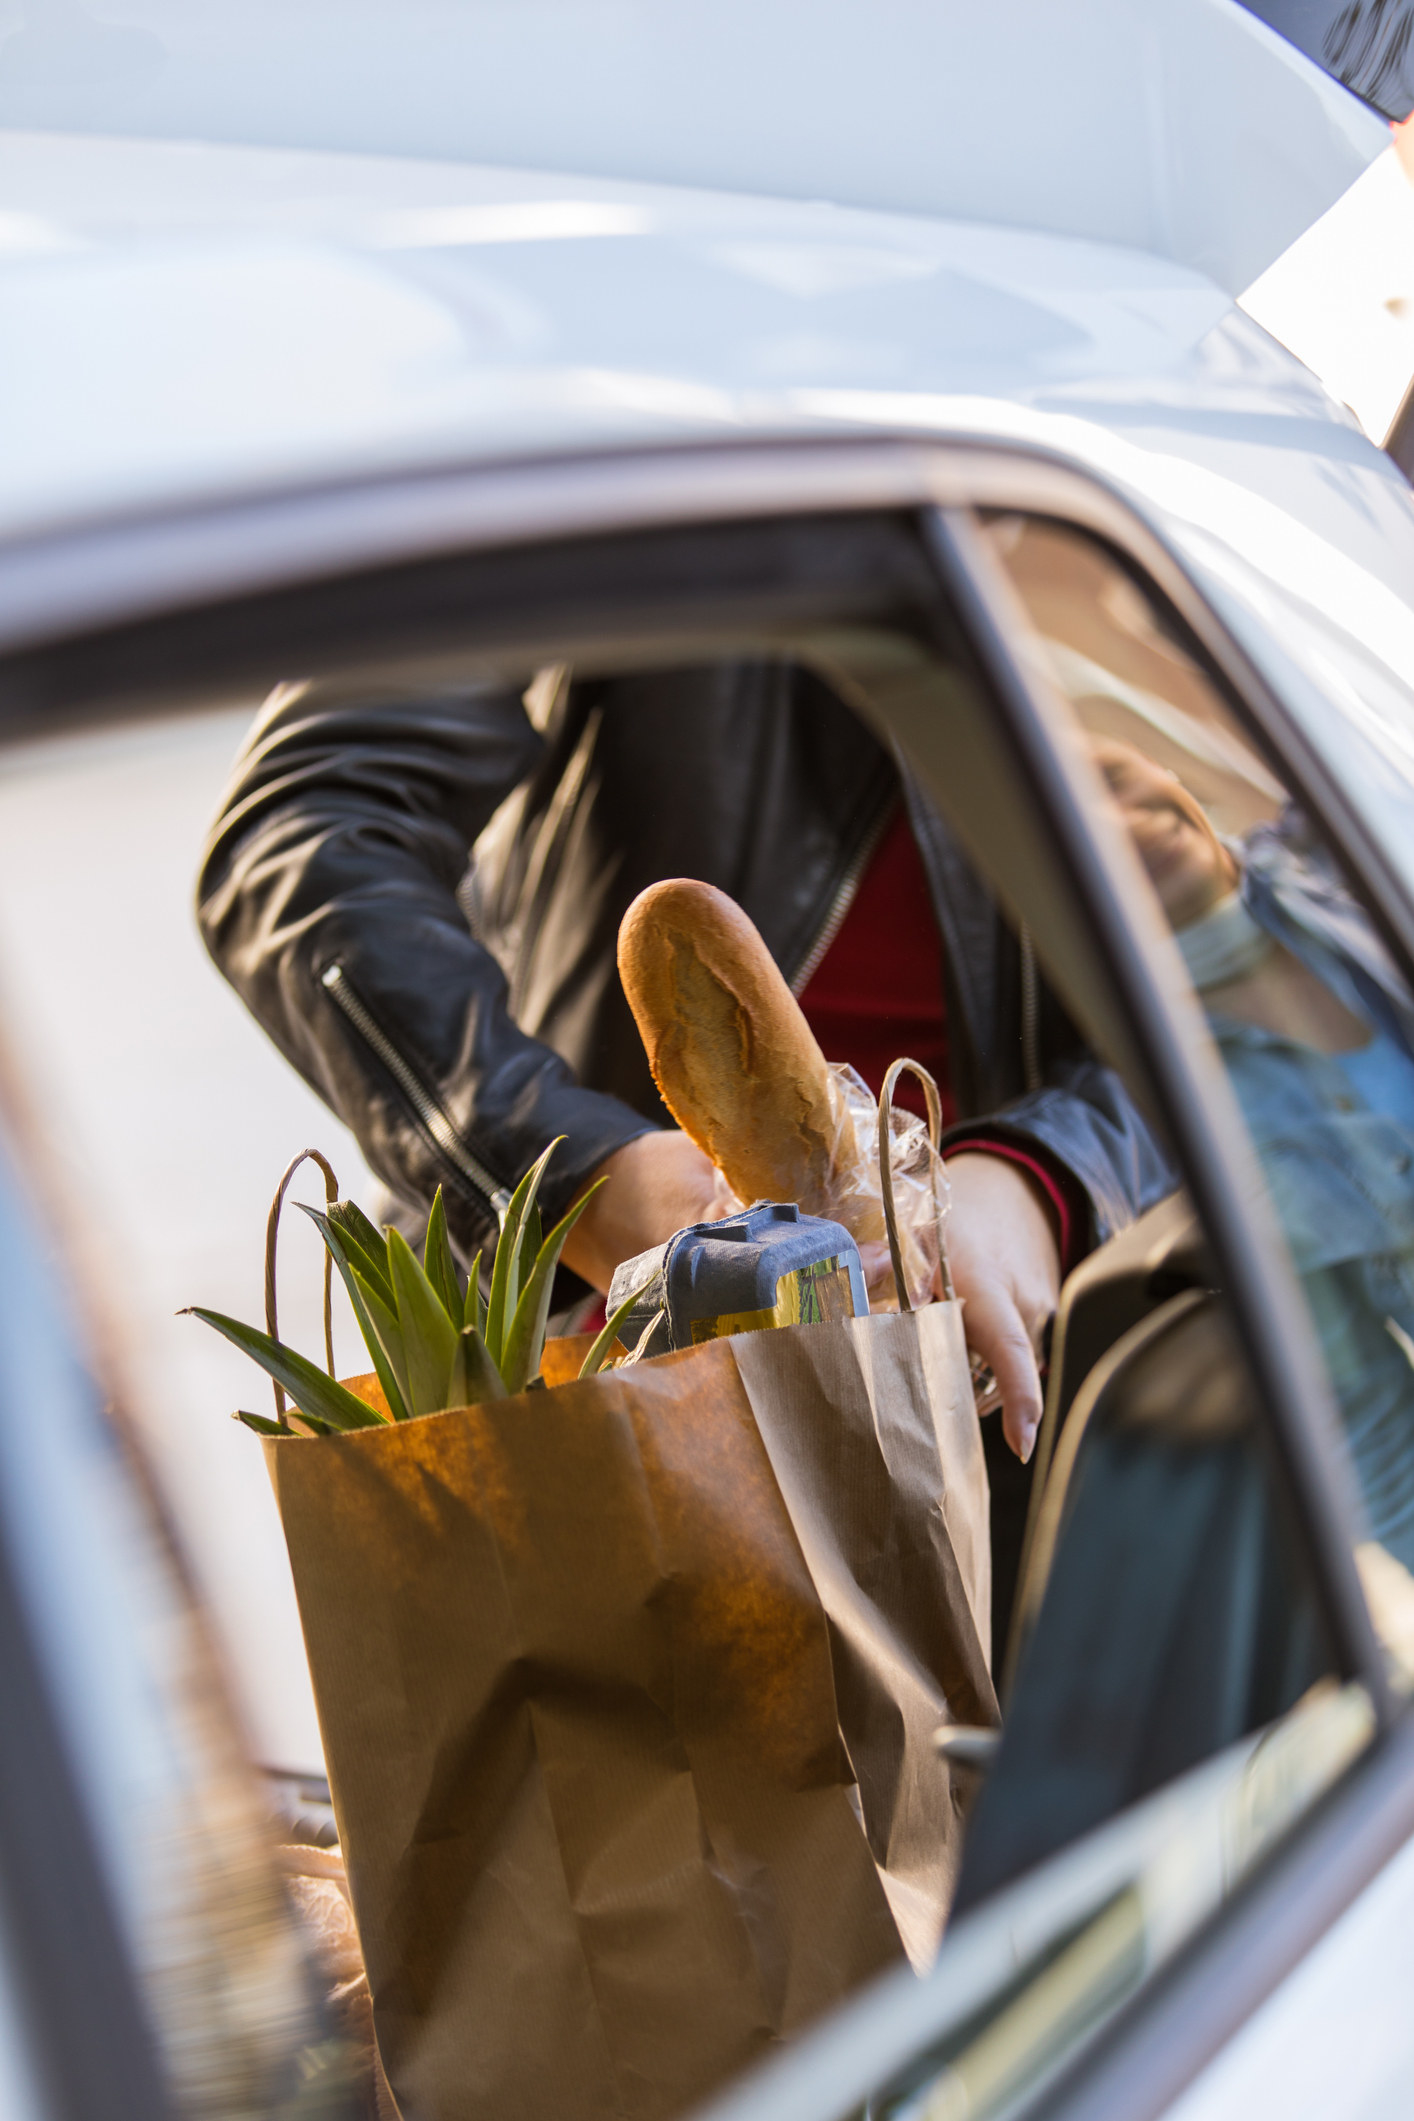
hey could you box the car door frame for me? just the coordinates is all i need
[3,430,1413,2119]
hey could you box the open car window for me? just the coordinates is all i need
[0,486,1406,2120]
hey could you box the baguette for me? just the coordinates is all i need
[617,879,881,1241]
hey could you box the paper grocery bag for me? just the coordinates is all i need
[265,1302,991,2121]
[731,1301,993,1967]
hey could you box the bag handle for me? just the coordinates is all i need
[264,1149,340,1426]
[877,1058,954,1308]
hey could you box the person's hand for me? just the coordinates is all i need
[943,1153,1061,1463]
[560,1131,739,1293]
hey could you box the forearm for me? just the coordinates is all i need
[942,1058,1174,1260]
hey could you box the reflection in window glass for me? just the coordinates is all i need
[877,1680,1372,2121]
[990,514,1414,1681]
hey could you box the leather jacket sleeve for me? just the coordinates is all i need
[903,776,1171,1252]
[196,678,654,1261]
[944,1058,1175,1252]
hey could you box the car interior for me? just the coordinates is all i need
[2,481,1411,2121]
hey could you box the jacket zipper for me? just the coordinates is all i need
[789,799,894,997]
[1020,923,1042,1095]
[321,962,512,1220]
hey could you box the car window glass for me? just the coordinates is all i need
[865,1675,1374,2121]
[0,714,378,1775]
[987,511,1414,1689]
[794,610,1362,1919]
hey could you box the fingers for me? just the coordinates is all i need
[963,1282,1045,1462]
[939,1153,1060,1461]
[855,1239,893,1295]
[704,1164,746,1222]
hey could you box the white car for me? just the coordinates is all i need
[4,4,1414,2117]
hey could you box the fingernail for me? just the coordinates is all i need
[1019,1421,1038,1465]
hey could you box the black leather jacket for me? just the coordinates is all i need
[198,661,1171,1266]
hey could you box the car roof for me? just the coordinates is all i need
[0,0,1385,292]
[0,0,1395,564]
[0,118,1398,538]
[0,129,1250,530]
[3,101,1414,759]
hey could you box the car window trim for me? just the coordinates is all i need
[9,432,1414,1017]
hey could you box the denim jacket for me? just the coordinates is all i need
[1215,818,1414,1568]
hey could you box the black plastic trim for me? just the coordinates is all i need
[0,504,937,737]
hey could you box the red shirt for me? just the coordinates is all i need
[797,808,953,1124]
[799,804,1075,1267]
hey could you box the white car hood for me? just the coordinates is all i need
[0,0,1387,297]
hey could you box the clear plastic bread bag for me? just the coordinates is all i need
[815,1060,951,1312]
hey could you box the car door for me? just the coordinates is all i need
[728,476,1414,2119]
[4,435,1413,2118]
[883,492,1414,2121]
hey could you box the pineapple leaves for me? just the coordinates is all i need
[387,1228,460,1417]
[183,1308,387,1432]
[484,1138,561,1368]
[353,1267,414,1414]
[197,1137,602,1438]
[463,1249,485,1336]
[424,1188,464,1325]
[448,1324,507,1409]
[522,1204,543,1279]
[238,1407,336,1438]
[297,1205,411,1424]
[326,1199,395,1309]
[501,1178,606,1394]
[235,1409,293,1437]
[578,1288,640,1381]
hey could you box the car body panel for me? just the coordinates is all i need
[0,1,1385,296]
[1160,1824,1414,2120]
[7,129,1414,937]
[688,1685,1384,2121]
[0,128,1409,620]
[0,128,1234,541]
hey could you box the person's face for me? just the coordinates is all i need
[1093,739,1238,930]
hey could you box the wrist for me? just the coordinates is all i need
[944,1141,1073,1274]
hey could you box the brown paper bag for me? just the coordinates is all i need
[265,1295,991,2121]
